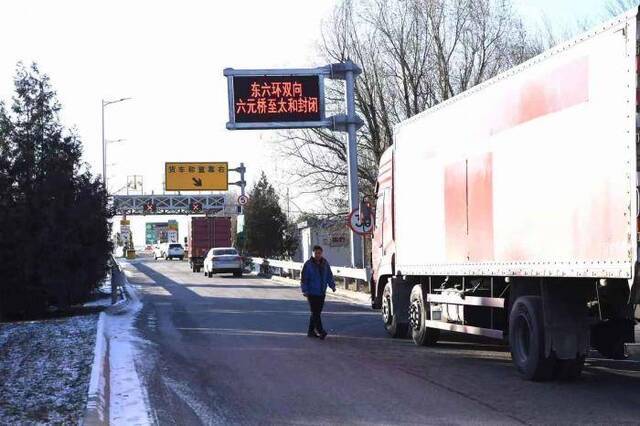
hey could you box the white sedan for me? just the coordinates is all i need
[165,243,185,260]
[204,247,243,278]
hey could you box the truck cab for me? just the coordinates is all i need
[371,147,395,309]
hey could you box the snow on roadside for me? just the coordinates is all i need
[0,314,98,424]
[105,267,152,425]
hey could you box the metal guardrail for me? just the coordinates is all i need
[251,257,370,282]
[109,254,125,304]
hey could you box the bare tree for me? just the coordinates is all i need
[605,0,639,17]
[277,0,543,215]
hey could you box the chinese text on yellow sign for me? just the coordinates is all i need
[165,162,228,191]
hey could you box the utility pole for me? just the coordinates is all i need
[101,102,105,188]
[345,64,363,268]
[329,61,364,268]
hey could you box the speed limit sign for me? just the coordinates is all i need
[347,208,373,235]
[237,194,249,206]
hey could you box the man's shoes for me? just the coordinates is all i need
[307,332,319,338]
[317,330,328,340]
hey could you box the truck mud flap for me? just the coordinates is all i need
[541,282,591,360]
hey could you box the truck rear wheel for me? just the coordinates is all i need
[382,281,407,338]
[509,296,556,381]
[409,284,439,346]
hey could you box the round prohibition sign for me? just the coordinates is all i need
[347,208,373,235]
[237,195,249,206]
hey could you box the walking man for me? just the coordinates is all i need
[301,245,336,339]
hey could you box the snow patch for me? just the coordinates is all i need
[85,259,152,425]
[0,314,98,424]
[104,282,152,425]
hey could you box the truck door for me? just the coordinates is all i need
[373,190,385,270]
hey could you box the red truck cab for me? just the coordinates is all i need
[371,147,395,309]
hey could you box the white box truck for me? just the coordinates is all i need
[370,9,640,381]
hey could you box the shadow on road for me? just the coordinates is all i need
[129,259,640,379]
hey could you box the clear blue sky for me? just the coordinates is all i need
[516,0,629,30]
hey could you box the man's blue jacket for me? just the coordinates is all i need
[300,257,336,296]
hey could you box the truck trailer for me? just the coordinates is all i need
[188,217,232,273]
[370,9,640,381]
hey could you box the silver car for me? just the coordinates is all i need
[204,247,243,278]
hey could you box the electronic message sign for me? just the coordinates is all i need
[233,75,322,123]
[165,162,228,191]
[224,68,327,130]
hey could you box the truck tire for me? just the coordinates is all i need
[509,296,556,381]
[382,281,407,338]
[409,284,440,346]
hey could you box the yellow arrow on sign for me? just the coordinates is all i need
[165,162,229,191]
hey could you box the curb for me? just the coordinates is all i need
[83,264,134,426]
[83,312,109,425]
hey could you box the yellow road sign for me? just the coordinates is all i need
[165,162,228,191]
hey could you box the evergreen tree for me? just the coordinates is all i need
[0,63,112,319]
[243,172,287,258]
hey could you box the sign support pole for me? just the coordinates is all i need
[344,64,363,268]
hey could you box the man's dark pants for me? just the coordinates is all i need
[307,294,326,334]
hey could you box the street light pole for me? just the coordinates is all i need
[101,97,131,194]
[101,100,106,189]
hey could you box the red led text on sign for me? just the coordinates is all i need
[232,75,322,123]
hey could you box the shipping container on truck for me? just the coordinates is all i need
[370,9,640,381]
[188,217,232,273]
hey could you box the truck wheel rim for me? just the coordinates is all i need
[382,295,392,324]
[409,301,421,331]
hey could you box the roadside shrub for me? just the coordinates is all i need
[0,63,112,320]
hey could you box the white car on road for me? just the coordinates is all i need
[165,243,185,260]
[204,247,243,278]
[154,243,184,261]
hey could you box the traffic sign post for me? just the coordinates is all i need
[165,162,229,191]
[347,208,373,236]
[224,61,365,267]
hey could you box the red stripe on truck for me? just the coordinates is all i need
[444,160,468,261]
[467,153,494,261]
[491,57,589,135]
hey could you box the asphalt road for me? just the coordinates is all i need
[123,258,640,425]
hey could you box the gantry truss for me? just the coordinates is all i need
[112,194,234,216]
